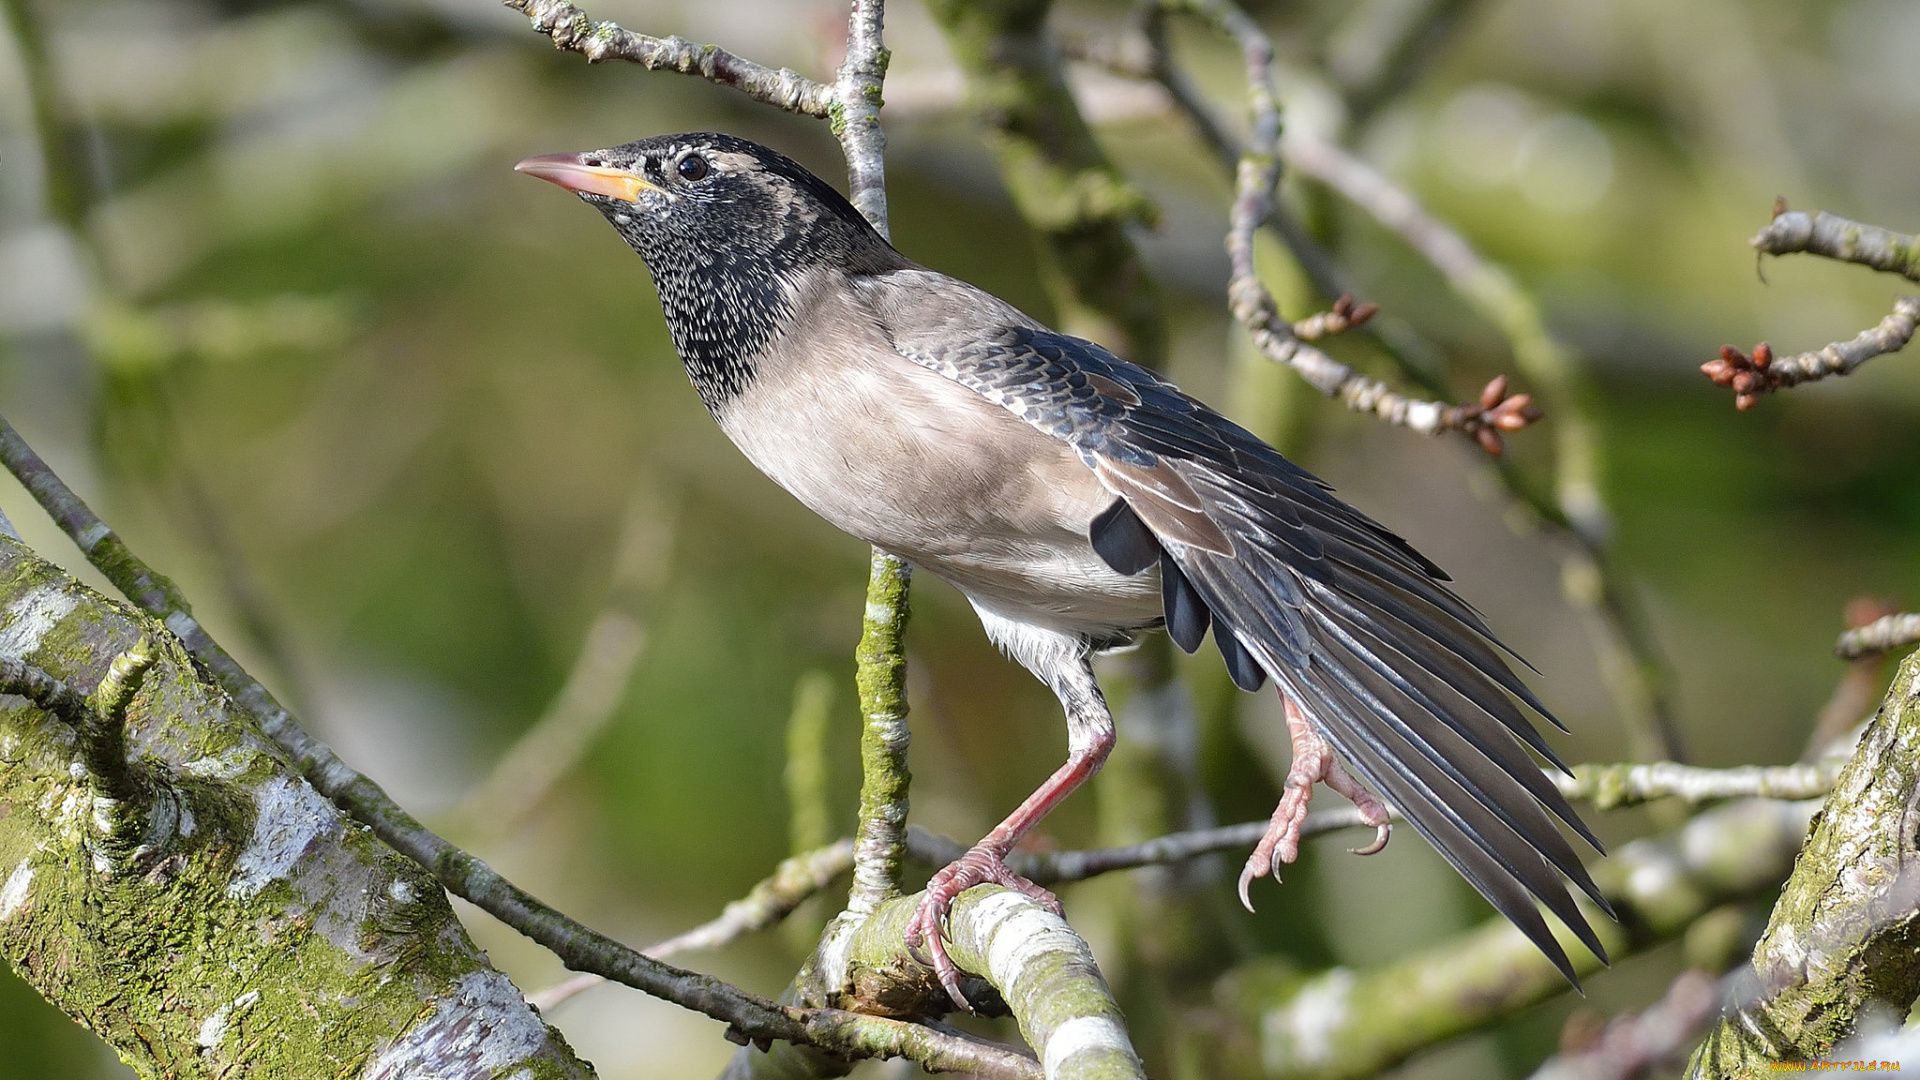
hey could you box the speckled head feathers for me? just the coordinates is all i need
[517,132,908,411]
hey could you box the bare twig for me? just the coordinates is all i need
[1161,0,1536,450]
[832,0,891,235]
[1707,206,1920,406]
[1702,297,1920,409]
[909,810,1379,886]
[502,0,833,116]
[1753,208,1920,283]
[820,0,916,923]
[1554,759,1841,811]
[1290,293,1378,341]
[1836,610,1920,661]
[531,840,860,1012]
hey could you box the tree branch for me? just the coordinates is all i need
[1703,296,1920,409]
[1156,0,1541,452]
[829,889,1144,1079]
[1554,759,1841,810]
[846,550,914,914]
[501,0,834,115]
[831,0,892,234]
[1836,611,1920,661]
[1752,208,1920,283]
[0,538,596,1078]
[1690,652,1920,1074]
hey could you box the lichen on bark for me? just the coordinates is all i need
[0,536,591,1079]
[1689,651,1920,1076]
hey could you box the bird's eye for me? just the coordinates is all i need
[677,155,710,182]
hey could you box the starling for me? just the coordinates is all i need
[517,132,1610,1006]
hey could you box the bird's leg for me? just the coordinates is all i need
[906,644,1113,1011]
[1238,692,1394,911]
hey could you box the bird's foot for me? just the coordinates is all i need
[906,845,1062,1011]
[1238,697,1394,911]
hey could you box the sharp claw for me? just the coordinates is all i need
[944,983,978,1015]
[1349,822,1391,857]
[1237,862,1258,913]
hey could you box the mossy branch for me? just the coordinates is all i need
[0,538,596,1078]
[832,888,1145,1080]
[847,550,914,913]
[1689,651,1920,1075]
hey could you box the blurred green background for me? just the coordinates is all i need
[1,0,1917,1076]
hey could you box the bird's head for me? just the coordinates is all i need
[514,132,900,276]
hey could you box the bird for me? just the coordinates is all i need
[515,131,1611,1007]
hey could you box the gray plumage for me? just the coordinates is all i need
[518,132,1610,992]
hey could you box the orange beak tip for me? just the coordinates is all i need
[513,153,650,203]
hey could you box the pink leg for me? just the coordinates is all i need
[906,736,1110,1011]
[1238,693,1393,911]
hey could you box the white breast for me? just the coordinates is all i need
[711,274,1162,638]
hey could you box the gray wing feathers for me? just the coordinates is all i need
[859,270,1605,981]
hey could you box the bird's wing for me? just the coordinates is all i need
[859,272,1609,983]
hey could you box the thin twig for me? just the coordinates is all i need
[530,840,860,1012]
[1149,0,1544,453]
[1836,611,1920,661]
[1554,760,1841,811]
[832,0,891,236]
[501,0,833,116]
[1703,296,1920,409]
[1752,208,1920,283]
[909,810,1378,886]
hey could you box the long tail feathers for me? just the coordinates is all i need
[1091,496,1608,985]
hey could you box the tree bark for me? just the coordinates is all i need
[1689,650,1920,1076]
[0,536,592,1079]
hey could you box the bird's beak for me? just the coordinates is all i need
[514,153,654,202]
